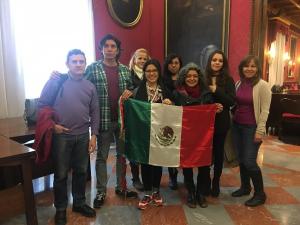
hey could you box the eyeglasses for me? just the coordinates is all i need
[145,69,158,74]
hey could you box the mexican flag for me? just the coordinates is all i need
[122,99,217,168]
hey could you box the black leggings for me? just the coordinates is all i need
[141,164,162,192]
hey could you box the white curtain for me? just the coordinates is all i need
[268,32,286,87]
[0,0,25,119]
[0,0,95,119]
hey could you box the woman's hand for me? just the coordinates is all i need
[215,103,223,113]
[254,133,263,143]
[121,89,133,101]
[54,124,70,134]
[88,135,97,154]
[209,85,217,93]
[162,98,173,105]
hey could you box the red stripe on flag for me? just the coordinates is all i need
[180,104,217,168]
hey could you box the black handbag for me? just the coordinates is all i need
[24,98,40,126]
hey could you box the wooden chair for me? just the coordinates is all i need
[278,98,300,145]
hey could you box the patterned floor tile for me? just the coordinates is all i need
[225,204,280,225]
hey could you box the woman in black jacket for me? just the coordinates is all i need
[173,62,223,208]
[162,53,183,190]
[205,50,236,197]
[134,59,172,210]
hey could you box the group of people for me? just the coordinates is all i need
[37,34,271,225]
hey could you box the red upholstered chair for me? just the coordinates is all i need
[278,98,300,145]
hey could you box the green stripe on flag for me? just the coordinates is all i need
[124,99,151,164]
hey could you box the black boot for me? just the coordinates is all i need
[186,190,196,208]
[211,177,220,197]
[232,164,251,197]
[245,170,266,207]
[168,168,178,190]
[184,177,196,208]
[130,162,144,191]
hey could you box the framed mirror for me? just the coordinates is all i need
[107,0,143,27]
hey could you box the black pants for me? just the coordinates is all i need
[183,166,210,195]
[141,164,162,192]
[212,132,227,179]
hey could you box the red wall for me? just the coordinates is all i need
[92,0,164,65]
[228,0,252,80]
[92,0,252,79]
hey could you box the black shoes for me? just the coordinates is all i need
[231,187,251,197]
[168,168,178,190]
[72,204,96,217]
[197,194,208,208]
[168,178,178,190]
[115,189,138,198]
[55,210,66,225]
[93,192,106,208]
[186,192,197,208]
[245,192,266,207]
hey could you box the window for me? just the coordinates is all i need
[10,0,95,98]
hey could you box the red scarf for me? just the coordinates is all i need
[184,84,200,98]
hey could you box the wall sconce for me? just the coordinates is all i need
[267,42,276,64]
[283,52,290,61]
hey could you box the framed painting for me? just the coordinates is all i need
[107,0,143,27]
[165,0,230,66]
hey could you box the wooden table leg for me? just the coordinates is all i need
[21,159,38,225]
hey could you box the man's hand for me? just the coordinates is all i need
[88,135,97,154]
[54,124,70,134]
[121,89,133,101]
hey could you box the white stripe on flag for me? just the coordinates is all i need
[149,103,183,167]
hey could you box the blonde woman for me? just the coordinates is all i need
[128,48,151,191]
[129,48,151,88]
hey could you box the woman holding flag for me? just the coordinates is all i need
[127,48,151,191]
[133,59,173,210]
[173,62,223,208]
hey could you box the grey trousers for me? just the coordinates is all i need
[95,122,127,193]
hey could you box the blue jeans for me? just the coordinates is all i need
[232,122,262,172]
[52,132,89,210]
[96,121,127,193]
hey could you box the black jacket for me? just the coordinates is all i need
[173,78,213,106]
[134,81,173,102]
[212,76,236,133]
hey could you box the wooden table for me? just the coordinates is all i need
[0,117,38,225]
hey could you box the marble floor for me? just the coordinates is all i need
[1,135,300,225]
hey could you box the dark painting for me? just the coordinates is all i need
[107,0,143,27]
[166,0,229,65]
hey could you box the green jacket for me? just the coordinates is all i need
[85,60,133,131]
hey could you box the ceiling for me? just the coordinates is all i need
[268,0,300,28]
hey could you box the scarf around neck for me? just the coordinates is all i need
[133,65,143,79]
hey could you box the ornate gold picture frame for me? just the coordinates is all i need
[107,0,143,27]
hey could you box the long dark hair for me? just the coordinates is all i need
[238,55,261,86]
[205,50,230,87]
[141,59,164,88]
[163,53,183,78]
